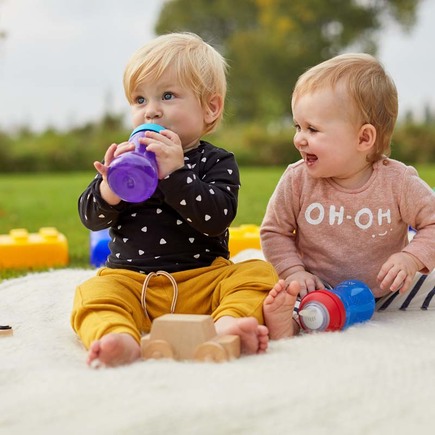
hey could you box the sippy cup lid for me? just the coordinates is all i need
[129,123,165,140]
[299,302,330,331]
[299,290,346,331]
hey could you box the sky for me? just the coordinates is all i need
[0,0,434,132]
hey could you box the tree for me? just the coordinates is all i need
[155,0,421,122]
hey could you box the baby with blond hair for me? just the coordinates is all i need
[72,33,280,366]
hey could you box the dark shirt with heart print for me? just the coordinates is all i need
[79,140,240,273]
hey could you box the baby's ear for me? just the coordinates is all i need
[358,123,376,152]
[204,94,223,124]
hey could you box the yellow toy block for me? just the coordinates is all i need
[0,227,68,269]
[228,224,261,256]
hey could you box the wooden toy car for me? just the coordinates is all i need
[141,314,240,362]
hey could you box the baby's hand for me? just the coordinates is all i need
[94,141,134,180]
[140,129,184,179]
[94,141,134,205]
[377,252,422,294]
[286,271,325,298]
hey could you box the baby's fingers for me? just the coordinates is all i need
[377,262,391,284]
[377,263,397,291]
[298,287,308,298]
[103,143,119,166]
[94,161,108,177]
[299,278,318,298]
[314,276,325,290]
[386,270,407,292]
[398,274,414,294]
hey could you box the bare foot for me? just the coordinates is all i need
[215,316,269,355]
[263,279,300,339]
[87,333,141,368]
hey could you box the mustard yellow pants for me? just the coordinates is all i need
[71,257,278,349]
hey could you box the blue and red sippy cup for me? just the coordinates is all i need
[298,280,375,332]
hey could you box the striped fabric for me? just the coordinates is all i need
[376,271,435,311]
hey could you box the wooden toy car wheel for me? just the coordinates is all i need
[194,341,228,362]
[142,339,174,360]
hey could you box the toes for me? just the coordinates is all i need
[263,293,275,305]
[258,324,269,336]
[89,358,105,369]
[87,340,101,365]
[257,325,269,353]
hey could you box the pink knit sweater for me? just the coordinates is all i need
[260,158,435,297]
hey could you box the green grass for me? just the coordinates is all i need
[0,172,92,279]
[414,164,435,186]
[234,167,284,226]
[1,164,434,280]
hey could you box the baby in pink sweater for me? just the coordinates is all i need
[261,53,435,339]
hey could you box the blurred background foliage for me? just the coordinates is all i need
[1,0,434,171]
[156,0,421,123]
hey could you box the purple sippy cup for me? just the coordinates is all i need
[107,123,164,203]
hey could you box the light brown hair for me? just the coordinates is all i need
[292,53,398,162]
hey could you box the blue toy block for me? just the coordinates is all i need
[90,229,111,267]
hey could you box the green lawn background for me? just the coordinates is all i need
[0,164,434,279]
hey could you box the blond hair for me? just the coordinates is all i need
[292,53,398,162]
[123,32,228,135]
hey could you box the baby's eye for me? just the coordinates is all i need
[135,96,145,105]
[293,123,301,132]
[162,92,174,101]
[308,126,318,133]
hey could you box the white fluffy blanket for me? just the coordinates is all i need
[1,267,435,435]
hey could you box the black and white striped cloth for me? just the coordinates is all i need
[375,271,435,311]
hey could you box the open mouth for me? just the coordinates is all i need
[305,153,318,165]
